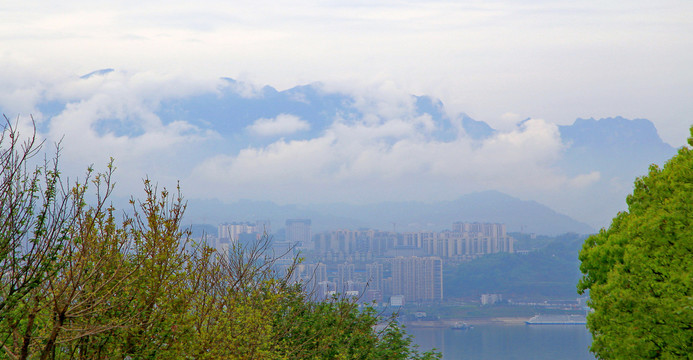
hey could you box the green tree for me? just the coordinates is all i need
[0,116,79,357]
[275,296,439,360]
[578,126,693,359]
[1,118,439,360]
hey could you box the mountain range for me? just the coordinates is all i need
[7,71,683,235]
[185,190,594,236]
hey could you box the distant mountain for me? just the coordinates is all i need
[185,190,594,236]
[34,73,678,157]
[558,117,676,177]
[34,75,465,150]
[553,117,678,227]
[183,198,369,236]
[459,114,496,140]
[156,79,351,143]
[15,72,681,231]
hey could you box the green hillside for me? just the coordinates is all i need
[445,233,587,300]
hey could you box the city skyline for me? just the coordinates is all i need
[2,2,689,358]
[205,219,513,304]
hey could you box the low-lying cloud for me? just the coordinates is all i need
[191,113,579,205]
[0,70,614,226]
[247,114,310,137]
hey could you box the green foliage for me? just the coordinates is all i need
[578,127,693,359]
[276,298,439,360]
[446,233,587,299]
[0,119,437,359]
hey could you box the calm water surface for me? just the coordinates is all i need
[408,324,595,360]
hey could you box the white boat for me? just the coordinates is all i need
[451,322,471,330]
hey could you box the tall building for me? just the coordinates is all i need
[453,222,507,238]
[255,219,271,236]
[419,222,513,258]
[391,256,443,302]
[285,219,311,248]
[337,262,354,291]
[218,222,257,242]
[366,263,384,293]
[216,221,262,259]
[304,262,328,284]
[312,223,512,261]
[316,281,337,300]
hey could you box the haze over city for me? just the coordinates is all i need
[2,2,693,359]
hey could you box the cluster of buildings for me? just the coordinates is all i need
[312,222,513,262]
[208,219,514,305]
[293,256,443,304]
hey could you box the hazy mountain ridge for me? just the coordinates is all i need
[9,72,681,233]
[558,116,676,177]
[32,72,678,152]
[185,190,594,235]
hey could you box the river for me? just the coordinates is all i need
[407,324,596,360]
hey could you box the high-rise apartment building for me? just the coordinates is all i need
[391,256,443,302]
[302,262,328,286]
[255,219,271,236]
[300,262,329,300]
[453,222,507,238]
[313,223,512,261]
[337,262,354,291]
[285,219,311,248]
[218,222,257,242]
[418,222,513,258]
[366,263,384,293]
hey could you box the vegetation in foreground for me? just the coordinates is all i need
[578,126,693,359]
[0,118,439,359]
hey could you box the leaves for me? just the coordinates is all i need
[578,126,693,359]
[0,118,437,359]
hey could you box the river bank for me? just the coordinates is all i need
[403,317,530,328]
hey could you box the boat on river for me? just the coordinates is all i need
[451,322,471,330]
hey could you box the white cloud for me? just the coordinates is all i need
[189,115,573,205]
[2,0,691,146]
[246,114,310,137]
[3,68,682,229]
[0,70,223,197]
[568,171,601,188]
[494,112,523,131]
[224,78,267,99]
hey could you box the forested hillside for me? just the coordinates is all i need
[445,233,586,299]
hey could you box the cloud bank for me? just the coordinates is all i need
[247,114,310,137]
[192,116,573,205]
[1,0,691,147]
[0,70,679,228]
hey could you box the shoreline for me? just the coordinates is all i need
[403,317,530,328]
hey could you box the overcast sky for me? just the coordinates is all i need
[3,0,691,144]
[1,0,692,228]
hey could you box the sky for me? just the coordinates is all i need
[1,0,692,228]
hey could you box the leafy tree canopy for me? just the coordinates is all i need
[578,126,693,359]
[0,116,439,360]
